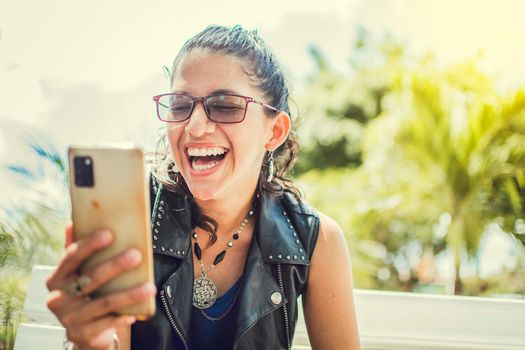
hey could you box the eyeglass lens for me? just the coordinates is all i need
[157,95,247,123]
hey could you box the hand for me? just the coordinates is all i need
[46,227,156,350]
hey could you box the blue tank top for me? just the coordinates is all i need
[188,278,242,350]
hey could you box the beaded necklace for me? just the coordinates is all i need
[192,199,256,309]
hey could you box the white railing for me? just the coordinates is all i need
[14,265,525,350]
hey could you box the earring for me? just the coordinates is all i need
[170,162,181,184]
[266,151,275,183]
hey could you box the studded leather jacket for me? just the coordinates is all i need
[131,178,320,350]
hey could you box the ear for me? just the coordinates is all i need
[265,111,291,151]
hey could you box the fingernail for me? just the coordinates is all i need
[142,283,156,295]
[97,230,112,244]
[125,249,142,263]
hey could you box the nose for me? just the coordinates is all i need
[184,101,215,137]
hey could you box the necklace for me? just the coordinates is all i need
[199,284,242,321]
[192,201,256,309]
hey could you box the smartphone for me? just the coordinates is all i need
[68,144,155,319]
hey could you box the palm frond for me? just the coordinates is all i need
[5,165,38,180]
[25,138,66,173]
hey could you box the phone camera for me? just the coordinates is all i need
[74,156,94,187]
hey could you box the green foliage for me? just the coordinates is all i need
[0,135,68,349]
[295,33,406,174]
[0,272,27,350]
[296,32,525,295]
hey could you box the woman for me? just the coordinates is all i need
[46,25,360,350]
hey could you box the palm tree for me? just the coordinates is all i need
[394,65,525,294]
[297,43,525,294]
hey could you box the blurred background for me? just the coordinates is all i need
[1,0,525,348]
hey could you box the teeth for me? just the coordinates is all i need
[192,160,220,171]
[187,147,227,157]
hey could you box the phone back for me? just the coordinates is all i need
[68,145,155,319]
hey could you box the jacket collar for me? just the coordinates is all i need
[152,187,310,266]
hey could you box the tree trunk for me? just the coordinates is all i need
[454,263,463,295]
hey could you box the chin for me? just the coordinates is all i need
[188,185,221,202]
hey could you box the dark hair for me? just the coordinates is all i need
[152,25,301,241]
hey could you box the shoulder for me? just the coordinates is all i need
[304,212,353,304]
[317,212,346,244]
[313,211,348,259]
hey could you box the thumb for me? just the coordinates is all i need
[65,222,73,248]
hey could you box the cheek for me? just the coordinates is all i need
[233,126,269,164]
[166,125,183,161]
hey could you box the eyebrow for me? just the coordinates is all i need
[171,89,241,96]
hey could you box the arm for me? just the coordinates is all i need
[302,212,361,350]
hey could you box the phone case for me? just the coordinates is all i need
[68,144,155,319]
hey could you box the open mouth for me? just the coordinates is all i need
[186,146,229,172]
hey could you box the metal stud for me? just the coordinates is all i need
[227,241,233,248]
[269,255,273,259]
[176,250,180,254]
[286,218,290,223]
[286,255,291,260]
[156,221,160,226]
[153,244,157,249]
[301,256,305,260]
[154,229,159,233]
[166,285,173,299]
[169,248,173,252]
[161,247,166,251]
[295,239,300,244]
[293,255,297,259]
[283,211,287,216]
[181,250,185,255]
[158,214,162,219]
[160,200,164,205]
[270,292,282,305]
[299,248,303,252]
[153,235,158,241]
[277,254,282,259]
[289,225,293,229]
[249,210,254,216]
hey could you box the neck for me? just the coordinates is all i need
[194,187,258,239]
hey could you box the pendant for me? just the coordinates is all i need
[193,275,217,309]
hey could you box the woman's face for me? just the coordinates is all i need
[167,52,283,202]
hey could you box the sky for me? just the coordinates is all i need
[1,0,524,276]
[1,0,524,144]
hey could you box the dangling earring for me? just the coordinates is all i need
[170,162,181,183]
[266,151,275,183]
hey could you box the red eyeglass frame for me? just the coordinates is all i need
[152,92,279,123]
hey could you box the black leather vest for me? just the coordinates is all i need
[131,177,320,349]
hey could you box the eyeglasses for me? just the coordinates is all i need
[153,93,279,124]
